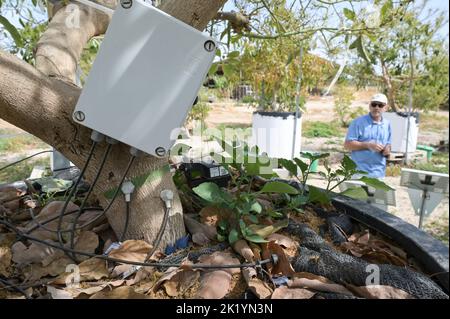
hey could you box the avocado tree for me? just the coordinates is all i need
[0,0,227,248]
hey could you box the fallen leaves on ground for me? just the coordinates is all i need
[261,241,295,277]
[52,258,109,285]
[0,246,12,276]
[288,272,353,296]
[346,284,415,299]
[199,206,232,227]
[89,286,151,299]
[195,270,232,299]
[73,231,99,261]
[341,230,409,266]
[271,286,315,299]
[242,267,272,299]
[108,240,152,262]
[232,239,255,262]
[183,214,217,242]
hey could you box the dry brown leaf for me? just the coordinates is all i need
[163,270,200,297]
[108,240,152,263]
[24,256,73,282]
[112,264,135,278]
[271,286,315,299]
[47,285,73,299]
[52,258,109,285]
[0,233,16,247]
[127,266,155,285]
[183,214,217,240]
[192,232,210,246]
[248,278,273,299]
[0,246,12,276]
[4,199,20,211]
[232,239,255,262]
[346,284,415,299]
[197,251,241,275]
[90,286,151,299]
[267,233,297,250]
[11,241,60,266]
[73,231,99,262]
[195,270,232,299]
[261,242,295,277]
[248,242,262,261]
[153,267,179,292]
[289,272,353,296]
[199,206,232,226]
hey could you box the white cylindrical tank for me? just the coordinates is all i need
[383,112,419,153]
[251,111,302,159]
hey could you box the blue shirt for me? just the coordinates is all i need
[345,114,392,178]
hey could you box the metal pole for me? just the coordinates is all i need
[405,44,414,164]
[291,45,303,159]
[418,189,428,229]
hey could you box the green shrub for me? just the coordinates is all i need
[303,121,341,138]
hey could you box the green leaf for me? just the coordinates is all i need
[381,0,393,22]
[218,219,228,231]
[228,228,239,244]
[244,234,268,243]
[343,8,356,21]
[247,219,289,238]
[228,51,240,59]
[260,181,299,195]
[217,233,226,242]
[350,36,370,63]
[279,158,298,176]
[247,214,259,224]
[341,187,369,200]
[208,63,218,76]
[222,63,233,77]
[0,15,23,47]
[359,176,394,191]
[342,154,357,171]
[250,201,262,214]
[192,182,232,204]
[293,158,308,175]
[308,185,330,205]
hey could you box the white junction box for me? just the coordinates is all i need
[383,112,419,153]
[73,0,216,156]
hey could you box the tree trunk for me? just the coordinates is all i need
[381,60,398,112]
[0,0,227,249]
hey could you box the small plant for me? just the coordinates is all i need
[192,140,291,245]
[303,121,342,138]
[279,152,394,207]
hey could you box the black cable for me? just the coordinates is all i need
[0,218,272,270]
[0,150,53,172]
[120,201,130,242]
[56,142,97,262]
[0,277,32,299]
[68,143,112,261]
[25,207,104,234]
[145,206,170,262]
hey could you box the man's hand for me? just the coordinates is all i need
[382,144,391,157]
[366,142,384,153]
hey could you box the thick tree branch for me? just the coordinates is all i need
[215,11,251,33]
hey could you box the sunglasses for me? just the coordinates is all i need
[370,102,386,108]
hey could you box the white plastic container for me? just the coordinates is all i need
[251,111,302,159]
[383,112,419,153]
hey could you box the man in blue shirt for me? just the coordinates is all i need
[344,94,392,178]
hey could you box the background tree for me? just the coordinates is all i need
[0,0,227,248]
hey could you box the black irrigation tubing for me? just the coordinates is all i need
[25,207,104,234]
[56,142,97,262]
[0,150,53,172]
[69,143,113,261]
[0,277,32,299]
[0,219,273,270]
[120,201,131,243]
[144,207,170,262]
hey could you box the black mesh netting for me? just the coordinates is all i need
[287,221,449,299]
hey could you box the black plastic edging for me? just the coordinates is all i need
[331,193,449,293]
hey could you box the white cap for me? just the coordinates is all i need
[370,93,388,105]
